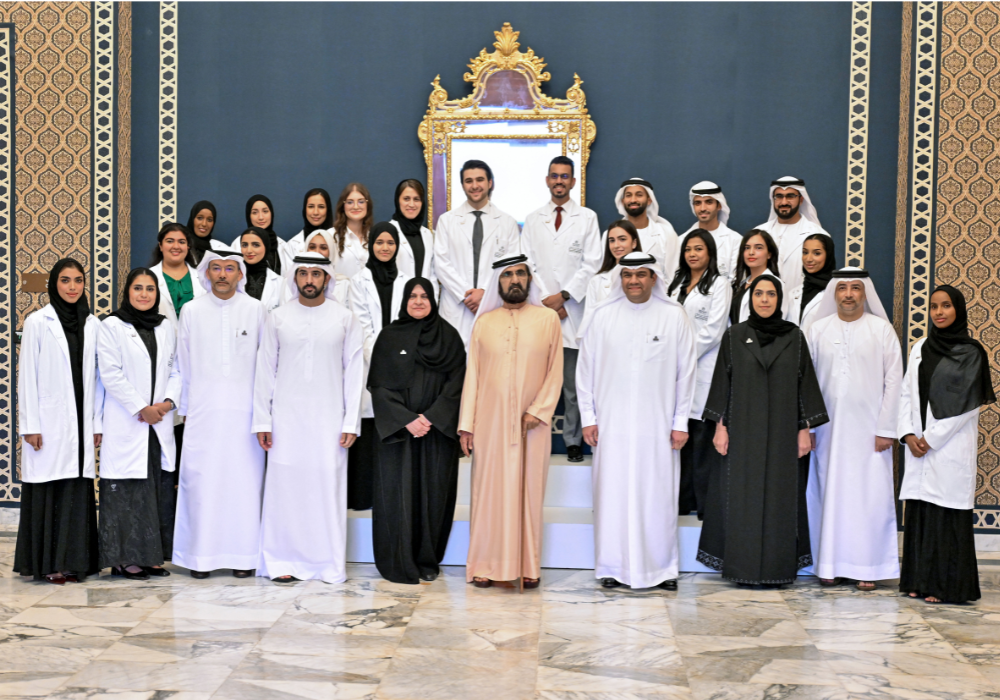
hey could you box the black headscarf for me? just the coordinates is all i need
[366,221,401,328]
[240,228,271,301]
[368,277,465,391]
[48,259,90,471]
[746,274,797,346]
[245,194,282,274]
[111,268,166,332]
[185,201,217,261]
[302,188,334,237]
[800,234,836,321]
[392,180,427,278]
[918,285,996,428]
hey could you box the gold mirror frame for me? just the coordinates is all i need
[418,23,597,228]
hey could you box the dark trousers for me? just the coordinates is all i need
[679,418,717,519]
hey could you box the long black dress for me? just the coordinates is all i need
[97,327,166,570]
[697,323,828,585]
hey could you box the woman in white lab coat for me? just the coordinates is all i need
[898,286,995,604]
[332,183,372,279]
[784,234,835,331]
[668,230,732,519]
[730,229,782,325]
[232,194,285,274]
[348,222,408,510]
[149,222,207,327]
[97,268,182,580]
[14,259,103,584]
[390,179,437,294]
[185,200,228,266]
[283,188,334,267]
[579,220,642,332]
[240,228,283,312]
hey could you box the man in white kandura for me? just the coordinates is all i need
[754,176,829,293]
[174,250,267,579]
[253,253,365,583]
[682,181,742,282]
[577,252,697,590]
[609,177,680,278]
[433,159,521,346]
[521,155,602,463]
[806,268,903,590]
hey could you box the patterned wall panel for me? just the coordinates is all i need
[845,1,872,267]
[0,25,15,505]
[935,1,1000,511]
[93,1,113,317]
[117,1,130,299]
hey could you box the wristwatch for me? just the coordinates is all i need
[560,290,570,301]
[166,398,177,411]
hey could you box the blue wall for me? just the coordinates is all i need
[131,2,902,309]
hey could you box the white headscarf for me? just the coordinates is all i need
[303,229,337,261]
[812,267,889,323]
[474,254,543,323]
[577,252,678,339]
[767,176,822,228]
[689,180,731,226]
[614,177,667,223]
[285,252,339,301]
[197,248,247,295]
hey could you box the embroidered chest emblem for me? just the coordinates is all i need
[493,245,506,258]
[400,350,407,354]
[568,240,583,254]
[694,307,710,322]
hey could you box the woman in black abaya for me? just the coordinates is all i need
[368,277,466,584]
[14,259,101,583]
[898,285,995,603]
[698,275,828,587]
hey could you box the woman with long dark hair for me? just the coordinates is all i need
[579,220,642,332]
[14,259,102,584]
[150,223,206,326]
[730,229,781,325]
[96,268,181,580]
[667,230,732,518]
[898,286,995,603]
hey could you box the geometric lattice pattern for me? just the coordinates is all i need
[936,1,1000,512]
[117,2,131,302]
[845,1,871,268]
[0,25,14,504]
[93,1,114,317]
[158,1,177,227]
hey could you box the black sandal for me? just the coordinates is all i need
[272,575,298,583]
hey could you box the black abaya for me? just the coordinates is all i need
[697,324,828,585]
[900,499,981,602]
[370,362,465,584]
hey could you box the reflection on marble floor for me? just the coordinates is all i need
[0,534,996,699]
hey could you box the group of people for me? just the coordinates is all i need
[15,157,994,604]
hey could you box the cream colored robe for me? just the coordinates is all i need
[459,303,564,582]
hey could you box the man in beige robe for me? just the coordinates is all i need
[459,254,564,588]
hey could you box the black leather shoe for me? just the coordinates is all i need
[601,577,623,588]
[143,567,171,577]
[122,566,150,581]
[566,445,584,462]
[420,571,438,582]
[189,570,210,579]
[657,579,678,591]
[232,569,254,578]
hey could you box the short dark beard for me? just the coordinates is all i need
[775,203,800,221]
[298,284,323,299]
[625,202,647,218]
[499,278,530,304]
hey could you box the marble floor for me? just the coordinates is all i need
[0,535,997,700]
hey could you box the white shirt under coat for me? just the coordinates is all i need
[669,275,732,418]
[681,222,742,283]
[390,219,438,296]
[897,338,981,511]
[433,200,521,345]
[785,284,824,331]
[521,199,603,350]
[150,262,206,328]
[334,232,370,280]
[96,317,182,479]
[348,267,408,418]
[17,305,104,483]
[755,218,829,295]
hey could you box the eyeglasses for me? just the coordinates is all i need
[548,173,572,181]
[345,199,367,207]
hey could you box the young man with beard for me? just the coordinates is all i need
[754,176,830,293]
[459,255,564,589]
[606,177,680,279]
[681,181,742,282]
[521,156,602,463]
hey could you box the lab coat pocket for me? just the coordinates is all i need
[643,333,669,362]
[235,330,255,357]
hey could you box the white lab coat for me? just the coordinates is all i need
[601,219,680,281]
[681,222,742,283]
[521,199,603,349]
[150,262,206,328]
[252,300,365,583]
[785,284,825,331]
[806,313,903,581]
[670,276,732,418]
[755,218,829,295]
[256,268,284,313]
[897,338,981,511]
[17,305,104,483]
[96,317,182,479]
[433,200,522,345]
[577,294,697,588]
[230,233,293,273]
[348,267,407,418]
[390,219,438,296]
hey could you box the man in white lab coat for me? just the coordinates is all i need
[754,176,830,293]
[521,156,602,462]
[433,159,522,346]
[681,181,742,282]
[173,250,267,579]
